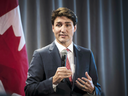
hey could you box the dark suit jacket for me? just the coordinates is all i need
[24,42,101,96]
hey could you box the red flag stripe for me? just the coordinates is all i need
[0,0,18,17]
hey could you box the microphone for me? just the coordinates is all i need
[61,49,67,82]
[61,49,67,67]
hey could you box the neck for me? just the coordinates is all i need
[57,40,72,48]
[61,43,70,48]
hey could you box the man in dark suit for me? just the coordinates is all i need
[24,7,101,96]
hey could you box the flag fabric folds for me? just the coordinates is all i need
[0,0,29,96]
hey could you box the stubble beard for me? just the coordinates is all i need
[59,38,71,47]
[57,35,72,47]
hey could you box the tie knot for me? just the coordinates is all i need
[66,48,70,52]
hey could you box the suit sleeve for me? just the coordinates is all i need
[89,51,102,95]
[24,50,54,96]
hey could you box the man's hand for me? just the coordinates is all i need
[52,67,72,85]
[75,72,95,94]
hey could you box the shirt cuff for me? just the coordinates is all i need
[52,84,58,92]
[87,90,95,95]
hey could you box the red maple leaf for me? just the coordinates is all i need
[0,26,28,95]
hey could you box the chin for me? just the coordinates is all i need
[58,38,66,42]
[59,41,66,44]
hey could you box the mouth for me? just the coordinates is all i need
[59,34,67,38]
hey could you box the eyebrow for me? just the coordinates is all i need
[56,22,72,24]
[65,22,71,23]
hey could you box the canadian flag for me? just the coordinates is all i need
[0,0,29,96]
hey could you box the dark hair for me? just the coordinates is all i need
[51,7,78,26]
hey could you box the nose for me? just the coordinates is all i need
[61,25,66,32]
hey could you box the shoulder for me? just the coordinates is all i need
[33,42,55,55]
[36,44,50,52]
[74,44,95,58]
[74,44,92,53]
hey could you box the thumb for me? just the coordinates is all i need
[85,72,91,80]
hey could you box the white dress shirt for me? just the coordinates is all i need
[55,39,75,78]
[52,40,75,91]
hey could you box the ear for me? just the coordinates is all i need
[52,25,54,33]
[74,25,77,32]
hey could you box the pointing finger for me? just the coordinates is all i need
[85,72,91,80]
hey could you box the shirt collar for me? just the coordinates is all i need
[55,39,73,53]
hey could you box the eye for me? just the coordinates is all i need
[56,24,61,27]
[66,24,70,27]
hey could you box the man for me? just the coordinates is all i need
[24,7,101,96]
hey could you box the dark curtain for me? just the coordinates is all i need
[18,0,128,96]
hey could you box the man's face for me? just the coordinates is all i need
[52,16,77,47]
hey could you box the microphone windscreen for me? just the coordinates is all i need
[61,49,67,56]
[61,49,67,66]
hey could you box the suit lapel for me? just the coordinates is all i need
[72,44,81,90]
[49,42,61,68]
